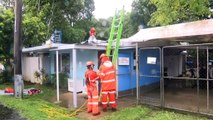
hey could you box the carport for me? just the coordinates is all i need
[124,19,213,115]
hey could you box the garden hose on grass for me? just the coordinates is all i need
[40,100,88,118]
[69,100,87,117]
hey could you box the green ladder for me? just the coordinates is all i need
[106,8,124,64]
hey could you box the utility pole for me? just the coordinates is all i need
[14,0,23,99]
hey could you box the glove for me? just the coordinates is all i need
[97,70,100,75]
[86,78,90,85]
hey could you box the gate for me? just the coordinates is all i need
[139,48,161,106]
[163,44,213,115]
[117,51,135,97]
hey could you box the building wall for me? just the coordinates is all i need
[22,56,40,83]
[50,52,55,75]
[76,49,98,80]
[66,49,99,92]
[42,54,51,75]
[118,49,136,91]
[139,49,161,86]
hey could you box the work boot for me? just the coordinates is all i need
[93,112,100,116]
[102,108,107,112]
[111,108,117,112]
[98,102,102,106]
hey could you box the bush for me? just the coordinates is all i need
[34,68,49,84]
[0,70,13,83]
[50,72,68,89]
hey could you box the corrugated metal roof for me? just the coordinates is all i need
[123,19,213,47]
[22,43,106,53]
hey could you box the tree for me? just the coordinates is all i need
[93,18,111,40]
[122,12,138,38]
[22,0,95,45]
[23,15,47,47]
[149,0,212,26]
[0,7,14,82]
[0,0,14,9]
[131,0,156,28]
[62,27,86,43]
[91,10,135,40]
[121,0,157,37]
[80,0,95,20]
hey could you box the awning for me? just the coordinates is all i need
[22,43,105,53]
[123,19,213,47]
[22,43,58,53]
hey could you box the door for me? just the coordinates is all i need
[139,48,161,106]
[117,51,133,96]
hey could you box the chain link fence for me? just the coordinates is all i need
[163,43,213,114]
[139,48,161,106]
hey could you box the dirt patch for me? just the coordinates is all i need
[77,96,137,120]
[51,92,137,120]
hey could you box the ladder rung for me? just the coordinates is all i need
[115,18,120,21]
[114,25,119,28]
[106,8,124,61]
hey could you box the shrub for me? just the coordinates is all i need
[50,72,68,89]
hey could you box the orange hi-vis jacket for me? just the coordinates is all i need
[99,60,116,91]
[85,69,100,115]
[85,69,99,90]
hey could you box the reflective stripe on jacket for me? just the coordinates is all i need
[85,70,99,88]
[99,60,116,91]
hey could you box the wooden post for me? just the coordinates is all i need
[14,0,22,74]
[14,0,23,98]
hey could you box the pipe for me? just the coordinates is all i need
[56,50,60,102]
[136,43,139,104]
[73,48,77,108]
[207,46,209,111]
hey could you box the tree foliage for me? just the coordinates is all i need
[0,0,14,9]
[120,0,157,37]
[0,7,14,63]
[131,0,156,28]
[149,0,212,26]
[0,7,14,82]
[23,13,47,47]
[93,18,111,40]
[22,0,95,46]
[122,12,138,38]
[0,0,95,81]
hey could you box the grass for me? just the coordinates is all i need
[102,106,212,120]
[0,82,213,120]
[0,82,79,120]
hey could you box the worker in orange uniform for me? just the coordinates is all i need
[98,53,117,111]
[85,61,100,116]
[89,27,96,37]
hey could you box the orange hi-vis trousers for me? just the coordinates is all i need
[101,90,117,109]
[87,86,99,115]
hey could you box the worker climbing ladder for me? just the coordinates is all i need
[106,7,124,64]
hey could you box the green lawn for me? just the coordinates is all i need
[0,82,212,120]
[0,82,78,120]
[102,106,212,120]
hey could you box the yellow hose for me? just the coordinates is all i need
[40,101,88,118]
[69,100,87,117]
